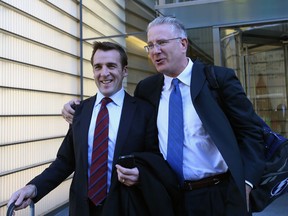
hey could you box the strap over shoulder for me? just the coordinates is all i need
[204,65,219,89]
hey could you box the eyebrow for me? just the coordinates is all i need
[93,62,118,67]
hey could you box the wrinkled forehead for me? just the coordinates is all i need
[147,24,177,41]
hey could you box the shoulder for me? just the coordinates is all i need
[211,65,238,87]
[125,92,153,109]
[138,73,163,86]
[135,73,163,99]
[213,65,235,76]
[135,97,154,111]
[77,96,95,107]
[74,96,95,114]
[193,59,234,79]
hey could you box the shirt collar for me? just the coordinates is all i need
[163,58,193,90]
[95,88,125,107]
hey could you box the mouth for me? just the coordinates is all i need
[155,58,165,65]
[101,79,113,84]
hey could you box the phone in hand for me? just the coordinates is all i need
[71,102,77,110]
[117,154,136,168]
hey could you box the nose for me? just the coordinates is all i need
[101,67,110,76]
[151,44,161,54]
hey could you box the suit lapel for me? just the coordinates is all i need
[145,74,164,112]
[151,74,164,110]
[191,60,207,102]
[112,92,137,165]
[75,96,96,171]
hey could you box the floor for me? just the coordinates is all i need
[47,193,288,215]
[253,193,287,216]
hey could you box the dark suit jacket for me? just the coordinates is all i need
[29,92,177,215]
[134,60,266,206]
[102,152,181,216]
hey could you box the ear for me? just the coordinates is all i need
[180,38,188,52]
[123,66,128,77]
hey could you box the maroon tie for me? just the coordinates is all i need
[88,97,112,206]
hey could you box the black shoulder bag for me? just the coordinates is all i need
[204,65,288,212]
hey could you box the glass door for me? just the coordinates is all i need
[220,21,288,136]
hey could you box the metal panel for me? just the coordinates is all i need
[1,165,50,206]
[0,115,68,145]
[1,61,80,95]
[0,139,62,173]
[1,0,79,36]
[213,26,222,66]
[0,5,78,56]
[46,0,79,18]
[0,167,72,216]
[1,33,79,74]
[156,0,288,29]
[0,88,81,116]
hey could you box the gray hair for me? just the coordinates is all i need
[147,16,187,38]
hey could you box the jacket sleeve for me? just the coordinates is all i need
[214,66,266,186]
[28,128,75,202]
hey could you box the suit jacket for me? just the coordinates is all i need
[134,60,266,205]
[29,92,175,215]
[101,152,181,216]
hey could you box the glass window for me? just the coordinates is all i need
[186,27,214,64]
[220,21,288,136]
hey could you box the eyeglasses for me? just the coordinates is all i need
[144,37,182,53]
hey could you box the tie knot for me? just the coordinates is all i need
[172,78,180,87]
[101,97,112,106]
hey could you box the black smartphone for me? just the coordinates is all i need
[71,103,77,110]
[117,154,136,168]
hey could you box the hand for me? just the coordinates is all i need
[61,98,80,124]
[7,184,37,211]
[245,184,252,212]
[115,164,139,186]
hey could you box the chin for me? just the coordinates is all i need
[155,67,166,74]
[98,87,110,95]
[102,91,113,97]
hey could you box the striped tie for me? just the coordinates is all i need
[167,78,184,182]
[88,97,112,206]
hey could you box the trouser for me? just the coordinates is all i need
[89,199,104,215]
[183,176,251,216]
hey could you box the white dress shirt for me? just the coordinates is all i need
[88,88,124,190]
[157,58,228,181]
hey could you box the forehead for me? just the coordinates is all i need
[93,49,121,65]
[147,24,175,41]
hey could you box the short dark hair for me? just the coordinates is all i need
[90,41,128,69]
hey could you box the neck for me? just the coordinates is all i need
[165,57,189,78]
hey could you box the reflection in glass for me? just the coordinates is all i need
[220,22,288,136]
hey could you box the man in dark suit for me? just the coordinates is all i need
[7,42,179,216]
[134,17,266,216]
[62,17,266,215]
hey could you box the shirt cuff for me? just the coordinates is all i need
[245,180,253,189]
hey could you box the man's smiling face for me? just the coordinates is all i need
[92,49,127,97]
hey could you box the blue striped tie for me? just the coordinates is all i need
[167,78,184,182]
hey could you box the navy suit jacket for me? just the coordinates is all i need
[29,92,162,215]
[134,60,266,203]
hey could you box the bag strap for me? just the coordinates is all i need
[204,65,225,110]
[204,65,288,159]
[204,65,219,89]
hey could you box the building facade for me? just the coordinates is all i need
[1,0,288,215]
[0,0,155,215]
